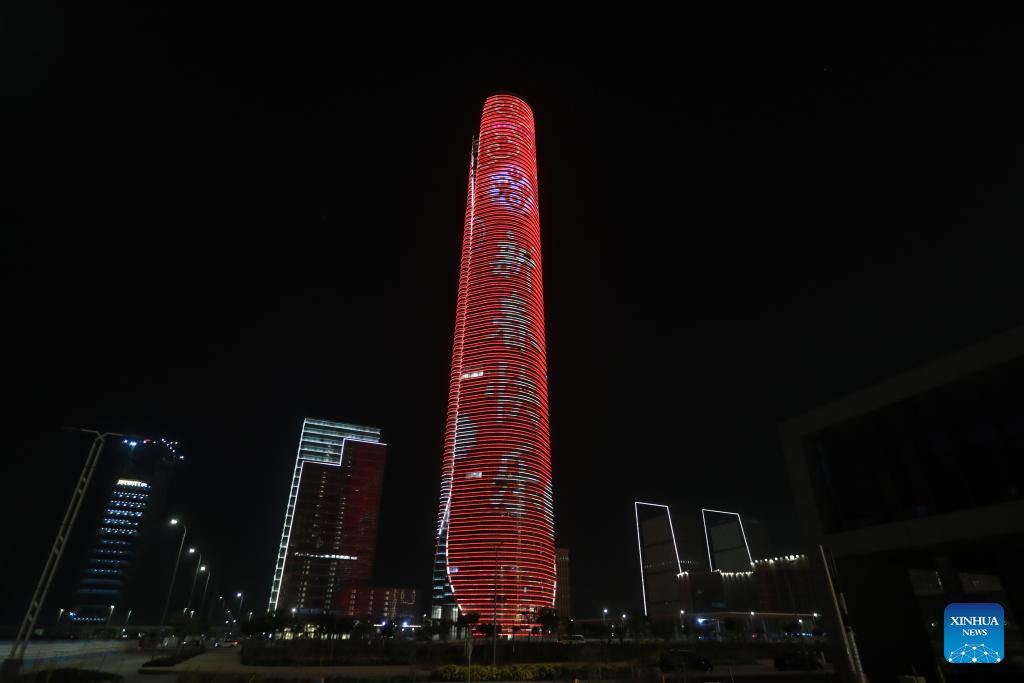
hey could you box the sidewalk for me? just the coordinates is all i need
[137,649,424,678]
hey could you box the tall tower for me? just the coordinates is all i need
[269,419,386,614]
[432,94,555,632]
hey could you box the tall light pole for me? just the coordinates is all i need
[198,567,211,617]
[124,609,133,629]
[185,549,202,611]
[236,592,244,628]
[106,605,116,629]
[160,519,188,630]
[5,429,123,671]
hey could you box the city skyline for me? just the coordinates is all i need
[5,21,1024,629]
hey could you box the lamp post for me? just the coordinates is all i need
[236,592,244,628]
[106,605,116,629]
[124,609,133,628]
[160,519,188,630]
[198,567,211,617]
[5,429,123,671]
[185,549,202,611]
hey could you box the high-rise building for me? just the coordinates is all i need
[554,548,571,618]
[70,438,181,625]
[432,94,555,632]
[269,419,386,614]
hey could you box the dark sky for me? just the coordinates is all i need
[3,13,1023,625]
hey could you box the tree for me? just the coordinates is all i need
[438,617,454,641]
[536,607,558,640]
[457,611,480,640]
[352,619,374,640]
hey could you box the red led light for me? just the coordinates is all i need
[434,94,555,634]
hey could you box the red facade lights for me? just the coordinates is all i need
[433,94,555,633]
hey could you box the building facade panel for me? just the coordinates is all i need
[271,419,386,614]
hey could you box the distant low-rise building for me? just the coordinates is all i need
[555,548,571,617]
[334,585,416,622]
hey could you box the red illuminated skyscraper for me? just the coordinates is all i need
[432,94,555,632]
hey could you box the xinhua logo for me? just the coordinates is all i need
[944,603,1003,663]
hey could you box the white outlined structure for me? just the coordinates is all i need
[634,501,683,616]
[701,508,753,572]
[267,419,384,612]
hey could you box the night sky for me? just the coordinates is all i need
[4,14,1023,625]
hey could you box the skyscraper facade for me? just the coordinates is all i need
[71,438,181,625]
[432,94,555,632]
[269,419,386,614]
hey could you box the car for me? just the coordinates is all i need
[559,634,586,643]
[774,652,823,671]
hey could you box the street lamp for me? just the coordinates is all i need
[106,605,116,629]
[236,592,244,623]
[198,566,211,617]
[185,549,203,611]
[160,519,188,629]
[6,429,124,666]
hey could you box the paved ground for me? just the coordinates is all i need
[15,647,835,682]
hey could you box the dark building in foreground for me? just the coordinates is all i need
[555,548,571,618]
[782,326,1024,682]
[269,419,387,615]
[70,438,181,625]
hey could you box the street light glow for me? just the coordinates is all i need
[170,519,179,525]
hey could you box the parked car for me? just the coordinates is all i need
[559,634,586,643]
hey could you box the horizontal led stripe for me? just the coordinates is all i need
[434,94,555,632]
